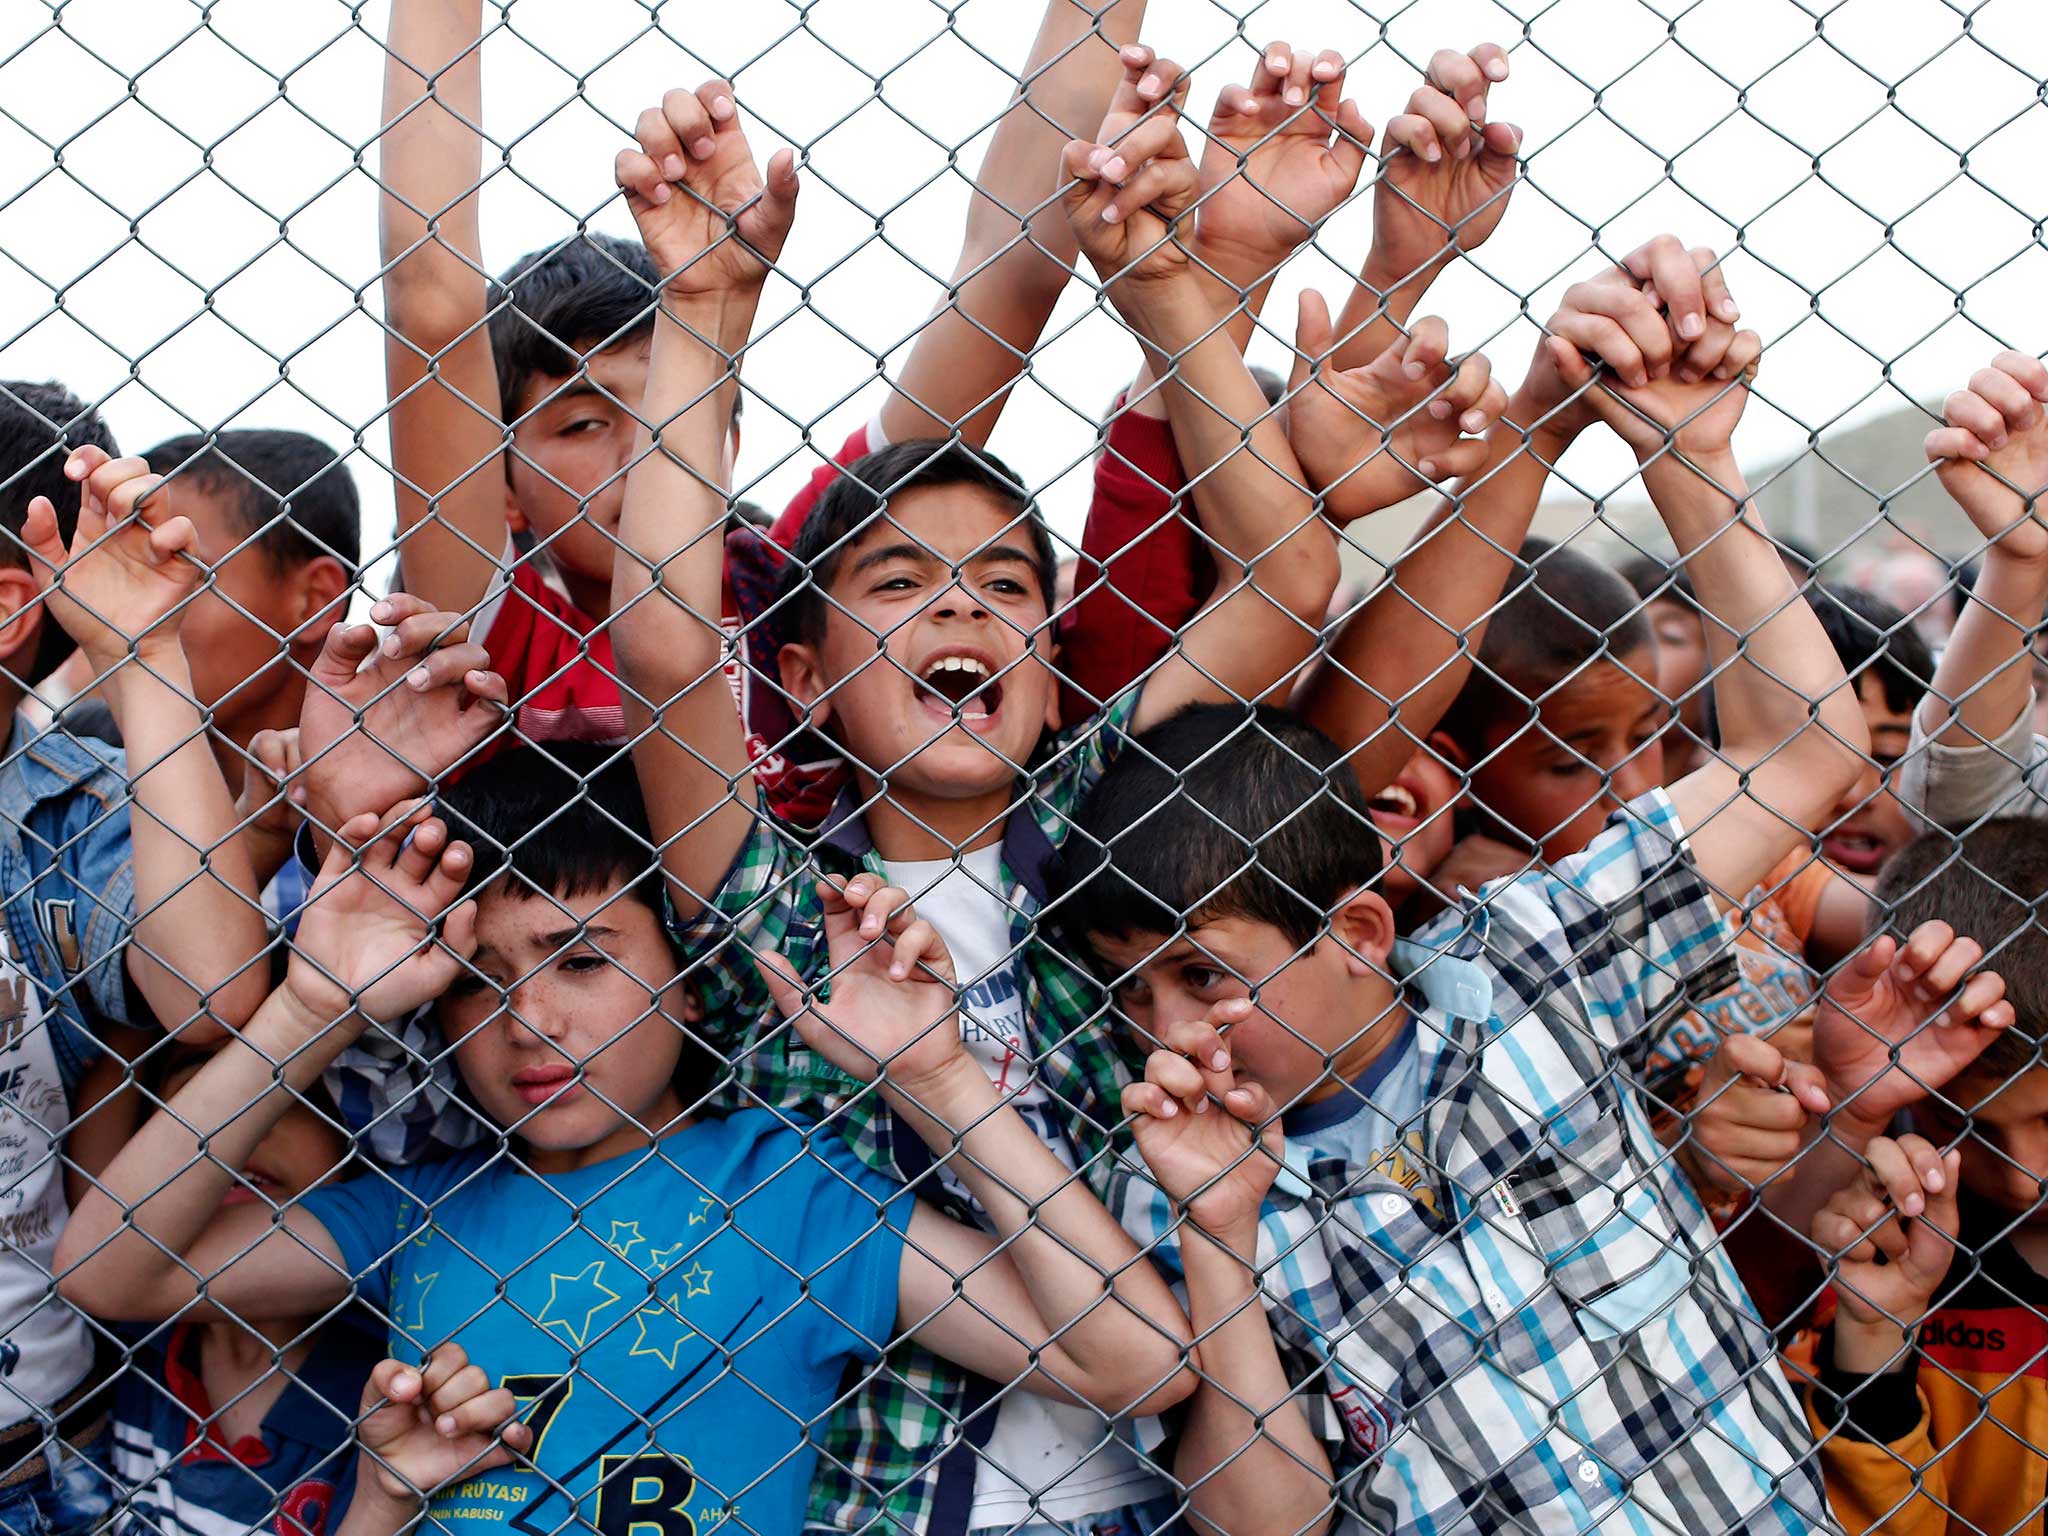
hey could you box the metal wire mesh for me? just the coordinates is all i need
[0,1,2044,1534]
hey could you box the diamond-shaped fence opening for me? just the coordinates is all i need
[0,1,2043,1533]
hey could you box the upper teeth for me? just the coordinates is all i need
[927,657,989,680]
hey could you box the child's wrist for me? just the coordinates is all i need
[884,1049,996,1134]
[1831,1310,1917,1375]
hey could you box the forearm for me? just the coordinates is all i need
[886,0,1143,444]
[60,986,342,1305]
[891,1059,1193,1399]
[1920,544,2048,748]
[1176,1224,1332,1536]
[1331,249,1440,374]
[1302,398,1564,792]
[110,653,269,1032]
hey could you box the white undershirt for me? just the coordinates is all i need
[882,847,1164,1528]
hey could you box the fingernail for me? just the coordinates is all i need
[1418,460,1438,479]
[407,667,431,690]
[1101,205,1120,223]
[1227,1087,1253,1104]
[710,96,735,121]
[290,786,308,804]
[1088,147,1108,173]
[663,154,686,180]
[1194,1096,1209,1114]
[370,601,393,621]
[1466,97,1486,122]
[1678,313,1704,340]
[651,183,671,204]
[1926,1166,1945,1192]
[1211,1050,1229,1070]
[1429,400,1452,419]
[1159,1099,1177,1117]
[1460,409,1486,432]
[1903,1193,1923,1215]
[1267,54,1286,74]
[1102,156,1126,182]
[1405,361,1426,380]
[1285,87,1306,106]
[439,1415,457,1436]
[1677,368,1699,385]
[1139,73,1162,96]
[890,964,905,980]
[1484,58,1508,80]
[694,136,718,159]
[1423,142,1441,162]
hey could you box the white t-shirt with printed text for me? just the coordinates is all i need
[882,846,1164,1528]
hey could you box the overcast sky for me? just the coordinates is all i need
[2,0,2042,587]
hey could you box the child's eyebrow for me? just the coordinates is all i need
[849,541,1037,577]
[539,922,623,950]
[528,379,612,412]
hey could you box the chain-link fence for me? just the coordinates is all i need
[1,1,2045,1533]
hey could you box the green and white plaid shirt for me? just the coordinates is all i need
[671,692,1145,1534]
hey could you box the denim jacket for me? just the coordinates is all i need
[0,713,135,1094]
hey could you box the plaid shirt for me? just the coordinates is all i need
[671,692,1144,1535]
[1114,789,1832,1535]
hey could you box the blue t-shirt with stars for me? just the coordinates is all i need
[300,1109,911,1536]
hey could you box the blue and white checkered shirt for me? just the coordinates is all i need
[1116,788,1832,1535]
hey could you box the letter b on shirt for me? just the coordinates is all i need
[595,1454,697,1536]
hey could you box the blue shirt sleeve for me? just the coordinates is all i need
[748,1118,913,1370]
[295,1162,453,1316]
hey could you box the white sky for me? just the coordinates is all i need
[2,0,2043,590]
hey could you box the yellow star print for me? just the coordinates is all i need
[403,1271,439,1338]
[688,1195,715,1226]
[679,1261,714,1299]
[536,1260,621,1349]
[648,1241,688,1274]
[604,1221,644,1258]
[626,1302,700,1371]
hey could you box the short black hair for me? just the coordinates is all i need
[144,429,361,573]
[488,233,659,421]
[1616,554,1695,607]
[1437,539,1654,752]
[1811,582,1932,718]
[0,380,119,682]
[1053,703,1384,953]
[439,743,666,920]
[780,440,1056,645]
[1874,821,2048,1082]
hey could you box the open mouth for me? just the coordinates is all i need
[1367,781,1420,833]
[512,1065,583,1108]
[1822,829,1887,876]
[221,1167,283,1207]
[914,653,1004,727]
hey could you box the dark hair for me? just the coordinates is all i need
[780,440,1056,644]
[439,743,667,920]
[1053,703,1384,952]
[1811,583,1932,718]
[1874,821,2048,1082]
[488,234,660,420]
[1616,554,1695,607]
[1437,540,1654,752]
[144,429,361,573]
[1248,364,1287,409]
[0,381,119,683]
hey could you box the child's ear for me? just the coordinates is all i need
[1043,639,1062,735]
[1426,730,1470,774]
[1330,886,1399,978]
[0,565,48,671]
[778,642,832,732]
[288,556,352,648]
[503,481,528,537]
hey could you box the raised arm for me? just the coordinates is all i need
[1908,353,2048,801]
[753,877,1197,1418]
[1301,243,1704,800]
[378,0,509,614]
[56,806,477,1323]
[1062,66,1338,724]
[883,0,1143,446]
[24,451,269,1038]
[609,88,797,917]
[1566,257,1868,902]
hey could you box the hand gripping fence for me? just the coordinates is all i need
[0,2,2044,1534]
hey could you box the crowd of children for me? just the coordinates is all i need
[2,7,2046,1535]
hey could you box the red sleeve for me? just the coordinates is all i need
[1056,398,1205,726]
[769,422,874,549]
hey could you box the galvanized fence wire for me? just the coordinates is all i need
[0,1,2044,1533]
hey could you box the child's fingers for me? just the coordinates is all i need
[392,815,449,888]
[1893,1133,1949,1196]
[1142,1047,1208,1110]
[632,105,687,185]
[1469,42,1511,85]
[1812,1204,1881,1266]
[437,1386,522,1441]
[1395,86,1468,161]
[1967,363,2040,433]
[1098,113,1184,182]
[82,454,153,514]
[423,841,475,918]
[1291,288,1335,394]
[427,1362,492,1420]
[438,898,479,964]
[63,444,112,484]
[1438,351,1496,431]
[367,1357,423,1409]
[308,619,380,686]
[1566,281,1675,384]
[20,496,63,570]
[749,947,810,1021]
[1945,967,2007,1030]
[1310,48,1346,98]
[1624,234,1709,344]
[1893,921,1955,984]
[1401,316,1451,382]
[1426,47,1489,125]
[852,882,916,940]
[616,147,670,207]
[1941,389,2007,450]
[1381,112,1445,165]
[1863,1136,1927,1218]
[380,610,470,660]
[1925,425,1992,464]
[1919,934,1983,1002]
[1101,157,1193,226]
[462,668,511,710]
[660,86,716,162]
[1281,42,1315,109]
[405,641,494,695]
[1991,348,2048,403]
[696,79,738,135]
[1547,311,1648,392]
[1222,1078,1278,1129]
[415,1342,471,1400]
[1121,1079,1181,1122]
[1326,98,1374,186]
[1783,1059,1833,1115]
[1417,437,1490,483]
[886,918,955,986]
